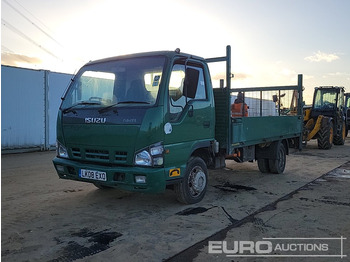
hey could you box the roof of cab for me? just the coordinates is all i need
[84,50,205,66]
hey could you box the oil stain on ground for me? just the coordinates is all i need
[214,182,257,192]
[50,228,122,262]
[176,207,212,216]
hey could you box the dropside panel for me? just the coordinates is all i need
[230,116,302,153]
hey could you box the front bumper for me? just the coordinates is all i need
[52,157,166,193]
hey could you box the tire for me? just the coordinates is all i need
[257,159,270,173]
[333,122,346,145]
[317,118,333,149]
[174,157,208,204]
[268,143,286,174]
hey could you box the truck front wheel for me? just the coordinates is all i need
[174,157,208,204]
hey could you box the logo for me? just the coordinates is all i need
[85,117,106,124]
[208,237,347,258]
[169,168,180,177]
[122,118,137,123]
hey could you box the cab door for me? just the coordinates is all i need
[163,59,214,168]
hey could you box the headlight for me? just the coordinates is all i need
[57,141,68,158]
[134,143,164,167]
[135,150,152,166]
[150,145,164,156]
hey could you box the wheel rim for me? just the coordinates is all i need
[277,146,286,171]
[188,166,206,197]
[342,124,346,140]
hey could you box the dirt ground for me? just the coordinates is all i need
[1,139,350,262]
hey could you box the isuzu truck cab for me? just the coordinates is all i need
[53,46,303,204]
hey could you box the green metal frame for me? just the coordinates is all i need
[206,45,304,153]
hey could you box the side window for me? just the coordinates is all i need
[169,63,207,121]
[191,66,206,100]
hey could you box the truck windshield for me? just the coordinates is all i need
[313,89,337,110]
[61,56,166,110]
[346,96,350,108]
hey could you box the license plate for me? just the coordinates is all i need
[79,169,107,181]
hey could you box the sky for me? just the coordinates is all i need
[1,0,350,103]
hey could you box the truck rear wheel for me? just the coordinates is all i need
[268,143,286,174]
[333,122,346,145]
[174,157,208,204]
[317,119,333,149]
[257,159,270,173]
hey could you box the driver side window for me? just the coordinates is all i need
[169,64,186,120]
[169,63,207,121]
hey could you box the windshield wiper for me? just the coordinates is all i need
[98,101,150,113]
[117,101,150,104]
[62,101,101,114]
[98,103,119,113]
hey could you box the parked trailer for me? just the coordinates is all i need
[53,45,303,204]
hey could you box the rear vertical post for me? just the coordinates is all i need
[298,74,303,150]
[226,45,232,153]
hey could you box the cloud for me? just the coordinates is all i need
[326,72,349,77]
[322,72,350,79]
[233,73,251,80]
[212,72,250,80]
[303,74,314,80]
[304,51,339,62]
[1,52,42,67]
[280,68,296,76]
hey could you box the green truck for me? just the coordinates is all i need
[53,46,303,204]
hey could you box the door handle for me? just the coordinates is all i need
[203,121,210,128]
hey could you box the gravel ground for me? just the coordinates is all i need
[2,139,350,262]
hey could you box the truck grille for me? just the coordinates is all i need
[70,147,128,164]
[86,149,109,160]
[71,148,81,158]
[115,151,128,162]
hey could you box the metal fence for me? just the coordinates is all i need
[1,65,73,152]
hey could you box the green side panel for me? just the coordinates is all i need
[213,88,229,149]
[135,106,165,150]
[231,116,302,151]
[163,139,209,182]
